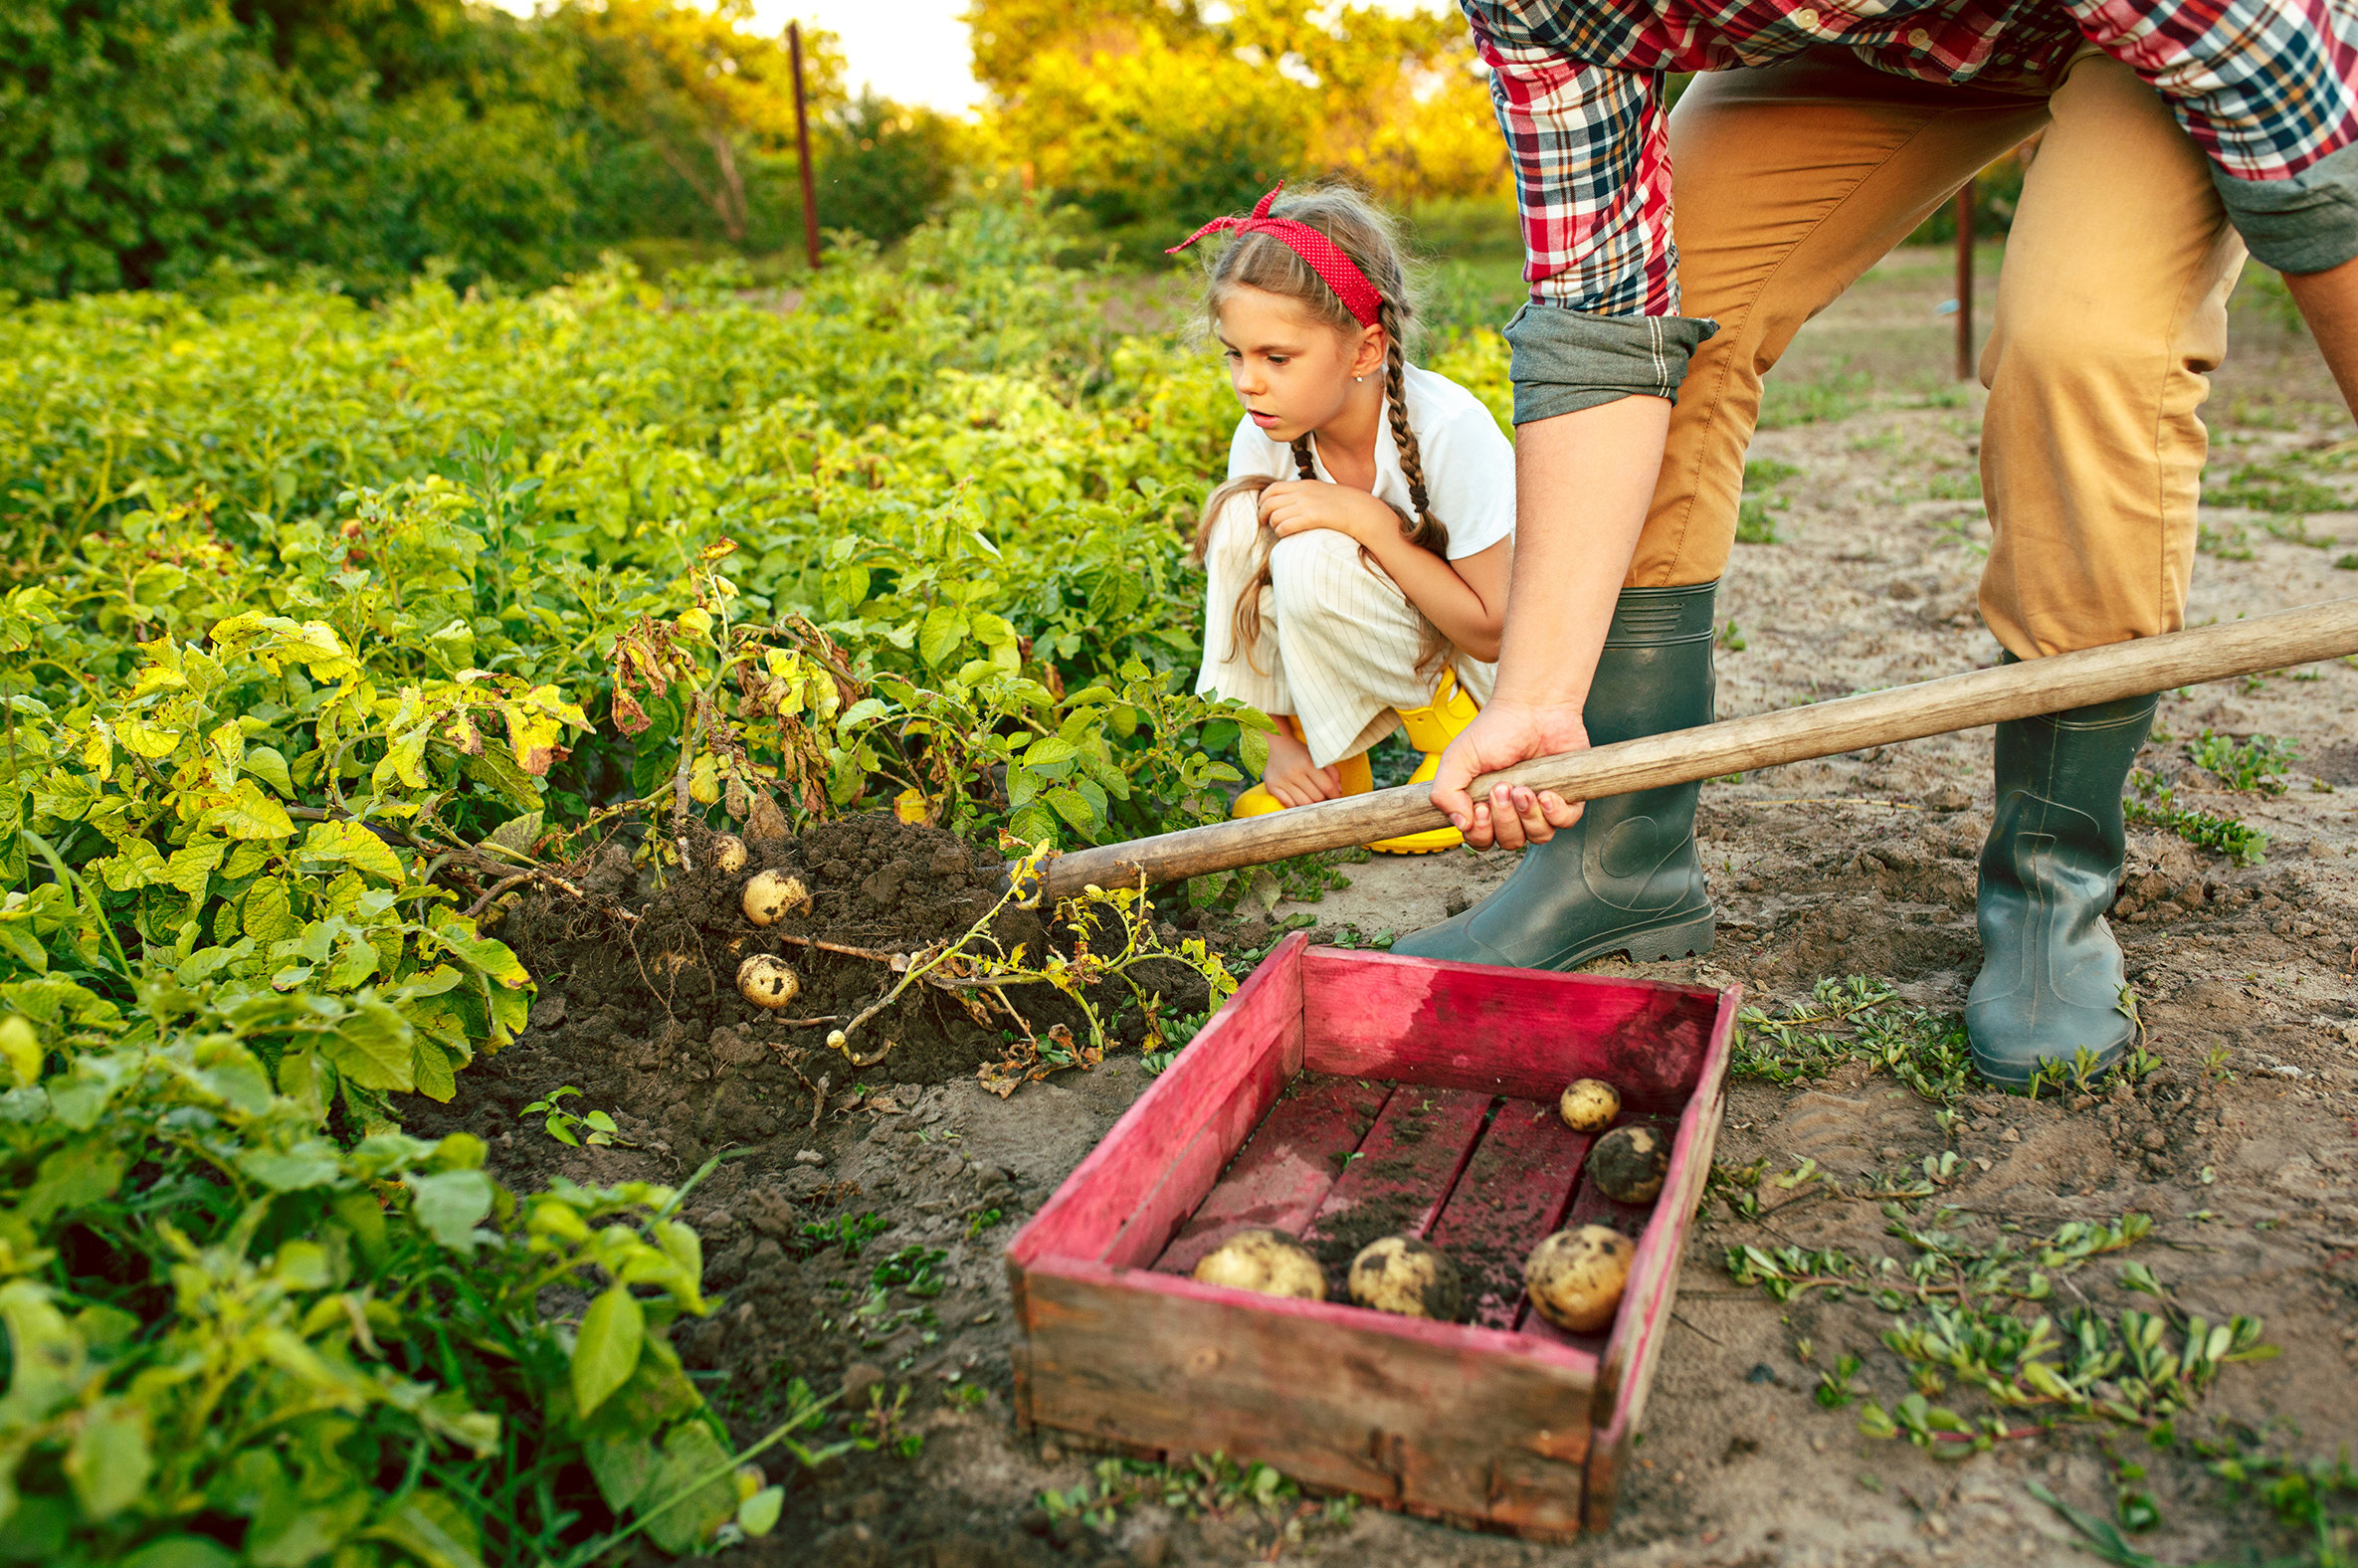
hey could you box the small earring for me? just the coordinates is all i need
[1355,375,1364,382]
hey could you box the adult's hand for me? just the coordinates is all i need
[1429,698,1590,851]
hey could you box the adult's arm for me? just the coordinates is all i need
[2282,254,2358,412]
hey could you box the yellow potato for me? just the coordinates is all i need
[710,834,748,875]
[741,869,811,926]
[735,954,801,1010]
[1557,1078,1621,1133]
[1523,1225,1635,1333]
[1347,1236,1463,1320]
[1192,1229,1326,1300]
[1589,1124,1668,1205]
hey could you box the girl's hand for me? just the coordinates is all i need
[1262,725,1344,808]
[1258,481,1396,545]
[1428,699,1588,850]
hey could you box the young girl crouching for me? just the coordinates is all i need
[1178,185,1513,853]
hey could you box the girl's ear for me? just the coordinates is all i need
[1350,323,1387,380]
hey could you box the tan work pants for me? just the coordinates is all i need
[1636,50,2248,658]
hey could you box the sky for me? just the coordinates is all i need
[753,1,987,113]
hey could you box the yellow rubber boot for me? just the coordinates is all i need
[1365,671,1479,855]
[1232,717,1373,818]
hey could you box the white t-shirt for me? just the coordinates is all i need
[1225,361,1514,560]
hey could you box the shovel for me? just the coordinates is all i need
[1015,595,2358,905]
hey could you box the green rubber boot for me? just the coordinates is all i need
[1966,688,2158,1089]
[1392,583,1717,970]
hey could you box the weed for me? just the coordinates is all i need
[2209,1448,2358,1564]
[2337,551,2358,570]
[965,1206,1006,1240]
[1818,1354,1866,1409]
[1737,491,1787,544]
[872,1245,950,1297]
[2125,772,2268,866]
[520,1083,630,1147]
[2189,729,2298,794]
[1733,976,1977,1101]
[800,1210,892,1260]
[2208,456,2346,518]
[1924,469,1983,501]
[855,1384,924,1461]
[1718,619,1748,652]
[1744,458,1803,490]
[2200,519,2258,560]
[1759,366,1874,429]
[1038,1452,1354,1545]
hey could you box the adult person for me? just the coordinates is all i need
[1395,1,2358,1087]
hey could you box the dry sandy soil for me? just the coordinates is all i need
[457,250,2358,1567]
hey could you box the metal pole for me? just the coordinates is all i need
[1954,183,1973,380]
[789,22,821,272]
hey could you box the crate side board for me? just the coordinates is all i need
[1581,986,1739,1532]
[1020,1259,1600,1534]
[1008,933,1307,1275]
[1297,948,1718,1111]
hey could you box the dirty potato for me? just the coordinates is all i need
[735,954,801,1010]
[710,834,748,875]
[1523,1225,1635,1333]
[740,869,811,926]
[1589,1124,1668,1205]
[1557,1078,1621,1133]
[1347,1236,1463,1320]
[1192,1229,1326,1300]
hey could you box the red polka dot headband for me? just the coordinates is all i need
[1168,182,1384,329]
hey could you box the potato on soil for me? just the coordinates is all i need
[735,954,801,1010]
[1524,1225,1635,1333]
[740,869,810,926]
[1557,1077,1621,1132]
[1192,1230,1326,1300]
[710,834,748,875]
[1589,1124,1667,1205]
[1347,1236,1462,1320]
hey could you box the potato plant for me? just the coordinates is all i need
[0,198,1519,1562]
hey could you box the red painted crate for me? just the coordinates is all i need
[1005,934,1739,1541]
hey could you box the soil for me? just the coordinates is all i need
[404,253,2357,1567]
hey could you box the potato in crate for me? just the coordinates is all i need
[1005,933,1738,1541]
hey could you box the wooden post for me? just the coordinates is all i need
[788,22,821,273]
[1954,182,1974,381]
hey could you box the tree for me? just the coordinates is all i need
[568,0,842,246]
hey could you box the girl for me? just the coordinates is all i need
[1178,184,1514,854]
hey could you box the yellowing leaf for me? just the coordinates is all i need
[303,820,406,885]
[207,778,295,841]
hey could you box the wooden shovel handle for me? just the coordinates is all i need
[1020,596,2358,905]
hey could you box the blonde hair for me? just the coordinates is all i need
[1186,186,1450,679]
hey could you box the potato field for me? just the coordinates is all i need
[5,210,2358,1568]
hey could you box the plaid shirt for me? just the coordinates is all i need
[1465,0,2358,314]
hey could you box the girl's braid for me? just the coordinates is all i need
[1289,436,1316,480]
[1379,299,1434,529]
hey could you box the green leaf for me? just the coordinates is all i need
[738,1484,785,1537]
[406,1169,494,1255]
[117,1538,239,1568]
[918,605,969,667]
[65,1400,152,1517]
[641,1419,737,1553]
[242,745,295,796]
[363,1490,487,1568]
[240,1147,344,1192]
[0,1016,42,1088]
[573,1285,646,1420]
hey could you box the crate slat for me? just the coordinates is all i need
[1427,1099,1597,1328]
[1300,1084,1493,1255]
[1152,1076,1392,1275]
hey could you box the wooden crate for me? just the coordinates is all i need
[1005,934,1738,1541]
